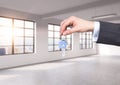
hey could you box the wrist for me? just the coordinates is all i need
[88,21,94,31]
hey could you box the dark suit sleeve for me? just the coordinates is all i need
[97,21,120,46]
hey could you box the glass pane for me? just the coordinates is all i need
[0,17,12,27]
[48,46,53,52]
[67,39,71,44]
[25,46,33,53]
[25,38,33,45]
[83,39,86,44]
[80,33,83,39]
[48,38,53,45]
[14,37,24,45]
[82,34,86,39]
[0,46,12,55]
[0,37,12,46]
[61,35,65,39]
[86,32,88,35]
[54,45,60,51]
[90,40,93,44]
[86,35,89,39]
[54,32,60,38]
[14,19,24,27]
[48,24,54,31]
[25,21,34,28]
[87,40,90,45]
[54,25,60,31]
[82,32,86,35]
[89,32,92,35]
[67,35,71,38]
[48,31,53,37]
[80,39,82,44]
[55,39,60,45]
[0,27,12,45]
[79,33,82,36]
[0,27,12,36]
[14,28,24,36]
[14,46,24,54]
[25,29,33,36]
[89,35,92,39]
[66,44,71,50]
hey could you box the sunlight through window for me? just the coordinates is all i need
[0,17,35,55]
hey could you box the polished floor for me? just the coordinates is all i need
[0,55,120,85]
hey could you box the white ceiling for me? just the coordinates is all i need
[0,0,97,15]
[0,0,120,19]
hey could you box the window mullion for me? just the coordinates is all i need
[33,22,35,53]
[23,20,25,53]
[12,19,14,54]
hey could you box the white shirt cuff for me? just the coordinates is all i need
[93,21,100,42]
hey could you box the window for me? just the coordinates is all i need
[79,32,93,49]
[0,17,35,55]
[48,24,72,52]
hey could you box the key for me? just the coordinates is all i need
[59,38,67,56]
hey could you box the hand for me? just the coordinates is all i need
[60,16,95,36]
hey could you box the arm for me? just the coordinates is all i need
[60,16,120,46]
[97,21,120,46]
[60,16,94,35]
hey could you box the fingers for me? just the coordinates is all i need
[63,27,77,35]
[60,18,73,36]
[60,19,67,35]
[60,16,94,36]
[60,19,69,35]
[60,19,67,26]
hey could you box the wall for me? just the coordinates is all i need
[0,7,97,69]
[97,44,120,56]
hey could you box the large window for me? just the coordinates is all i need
[48,24,72,52]
[0,17,35,55]
[79,32,93,49]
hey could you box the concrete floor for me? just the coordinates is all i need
[0,55,120,85]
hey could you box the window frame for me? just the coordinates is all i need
[0,16,35,55]
[48,23,72,52]
[79,32,93,49]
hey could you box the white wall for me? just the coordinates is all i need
[0,7,97,69]
[97,44,120,56]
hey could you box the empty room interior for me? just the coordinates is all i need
[0,0,120,85]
